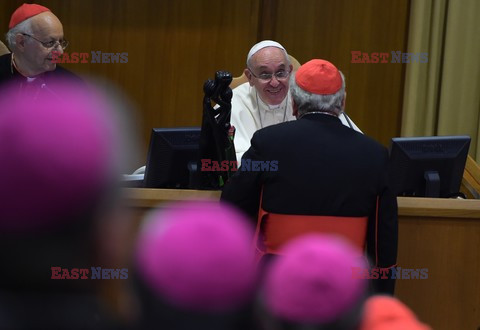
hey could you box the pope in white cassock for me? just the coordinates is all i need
[230,40,362,162]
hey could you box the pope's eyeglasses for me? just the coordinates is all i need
[248,68,291,82]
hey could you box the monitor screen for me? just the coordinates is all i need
[388,135,470,198]
[143,127,201,189]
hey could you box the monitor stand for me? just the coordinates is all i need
[424,171,440,197]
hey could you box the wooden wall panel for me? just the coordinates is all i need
[0,0,409,158]
[261,0,410,146]
[0,0,260,168]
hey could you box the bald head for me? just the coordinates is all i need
[29,11,63,38]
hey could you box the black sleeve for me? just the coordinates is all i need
[220,133,264,220]
[367,149,399,295]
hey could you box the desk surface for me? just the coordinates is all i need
[123,188,480,218]
[122,188,221,208]
[122,188,480,330]
[397,196,480,218]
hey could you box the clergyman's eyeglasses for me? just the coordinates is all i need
[22,33,69,50]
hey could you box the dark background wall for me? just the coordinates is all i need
[0,0,410,169]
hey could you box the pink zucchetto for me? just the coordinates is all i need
[295,59,343,95]
[262,234,368,324]
[135,201,257,313]
[0,79,119,233]
[9,3,51,29]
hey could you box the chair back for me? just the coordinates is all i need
[254,209,368,261]
[230,54,301,90]
[0,40,10,56]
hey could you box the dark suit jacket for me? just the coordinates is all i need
[221,113,398,294]
[0,53,82,89]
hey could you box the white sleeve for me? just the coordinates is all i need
[339,112,363,133]
[230,84,260,162]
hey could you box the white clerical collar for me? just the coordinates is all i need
[11,54,39,80]
[256,92,287,111]
[254,89,289,129]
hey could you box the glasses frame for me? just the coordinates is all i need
[248,68,291,82]
[21,33,69,50]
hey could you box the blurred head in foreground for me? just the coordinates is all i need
[360,295,431,330]
[0,79,123,233]
[134,200,257,330]
[0,78,133,328]
[258,234,368,330]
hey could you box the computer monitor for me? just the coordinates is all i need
[143,127,201,189]
[388,135,470,198]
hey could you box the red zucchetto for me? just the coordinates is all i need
[295,59,342,95]
[9,3,51,29]
[360,295,431,330]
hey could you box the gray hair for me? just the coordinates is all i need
[5,18,33,50]
[289,71,346,117]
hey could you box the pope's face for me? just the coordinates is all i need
[22,12,64,76]
[245,47,293,106]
